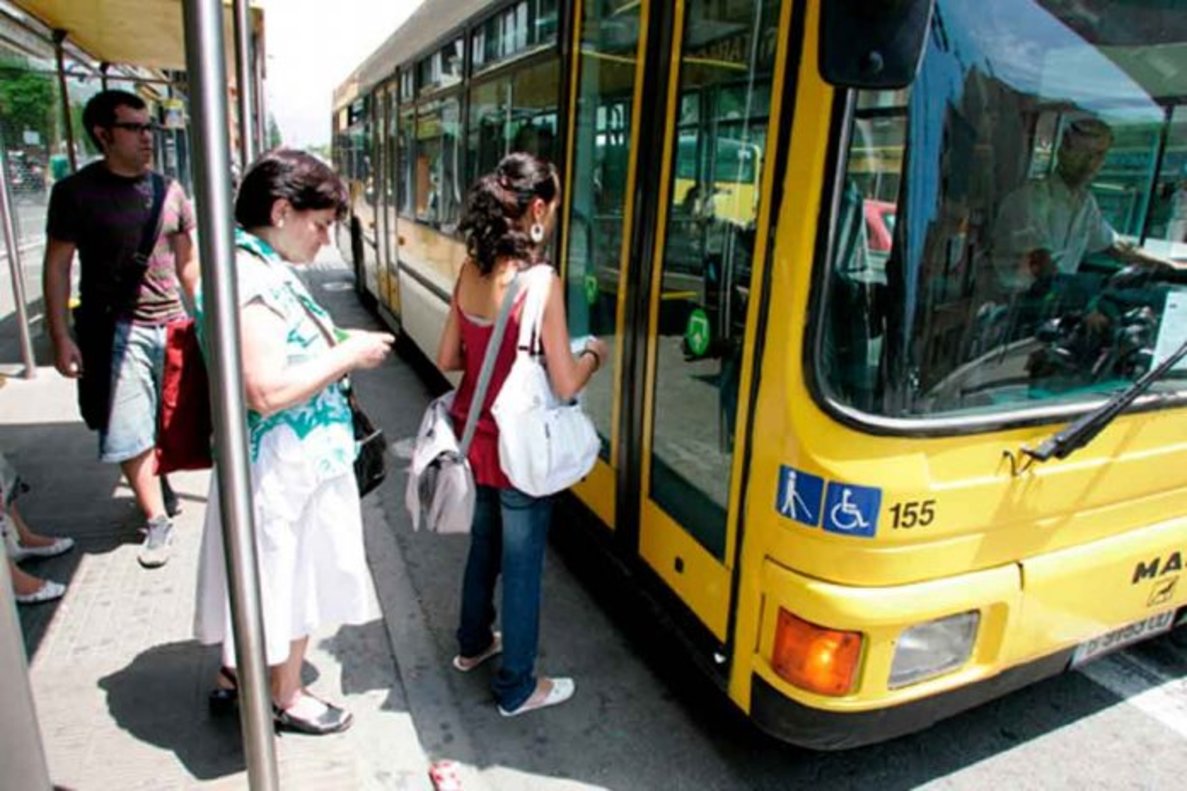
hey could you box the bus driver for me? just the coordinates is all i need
[991,117,1179,295]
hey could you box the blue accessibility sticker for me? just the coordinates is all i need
[822,481,882,538]
[775,465,824,527]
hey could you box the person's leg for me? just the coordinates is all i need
[9,558,65,603]
[271,636,308,706]
[491,489,554,711]
[102,323,171,567]
[4,501,74,560]
[121,449,165,522]
[269,636,352,733]
[161,474,181,517]
[456,486,502,661]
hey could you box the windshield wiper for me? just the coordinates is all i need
[1023,336,1187,464]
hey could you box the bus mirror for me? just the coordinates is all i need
[819,0,934,90]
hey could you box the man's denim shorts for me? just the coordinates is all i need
[99,321,167,464]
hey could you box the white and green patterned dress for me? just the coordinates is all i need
[194,230,375,667]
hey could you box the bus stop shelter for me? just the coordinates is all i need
[0,1,280,788]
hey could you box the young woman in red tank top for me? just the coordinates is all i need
[436,153,608,717]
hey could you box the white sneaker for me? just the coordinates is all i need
[498,677,575,717]
[137,517,174,569]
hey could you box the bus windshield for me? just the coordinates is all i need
[817,0,1187,423]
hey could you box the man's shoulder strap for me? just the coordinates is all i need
[135,173,168,264]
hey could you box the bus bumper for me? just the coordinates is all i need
[750,648,1072,750]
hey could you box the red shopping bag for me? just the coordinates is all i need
[156,318,213,473]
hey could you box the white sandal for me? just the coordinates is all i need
[15,579,65,605]
[498,677,575,717]
[452,631,502,672]
[8,536,74,564]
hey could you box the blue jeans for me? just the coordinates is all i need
[456,486,553,711]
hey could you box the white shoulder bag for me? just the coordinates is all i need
[491,265,600,497]
[405,276,521,533]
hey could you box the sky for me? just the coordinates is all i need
[259,0,424,149]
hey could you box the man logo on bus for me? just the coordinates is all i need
[776,465,823,528]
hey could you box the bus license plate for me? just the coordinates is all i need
[1071,610,1176,668]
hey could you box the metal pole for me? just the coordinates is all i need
[100,62,109,91]
[181,2,279,789]
[232,0,255,170]
[254,32,268,152]
[0,145,37,379]
[0,541,52,790]
[52,30,76,173]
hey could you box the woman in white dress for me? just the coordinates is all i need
[193,149,394,735]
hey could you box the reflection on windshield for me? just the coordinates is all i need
[819,0,1187,421]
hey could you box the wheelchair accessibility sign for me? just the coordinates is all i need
[775,465,882,538]
[822,482,881,538]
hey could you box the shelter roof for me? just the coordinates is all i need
[9,0,263,72]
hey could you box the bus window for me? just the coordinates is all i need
[466,57,561,188]
[650,0,782,559]
[818,0,1187,424]
[415,96,462,233]
[472,0,559,72]
[398,106,415,217]
[564,0,645,459]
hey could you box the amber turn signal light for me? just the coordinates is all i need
[771,608,862,696]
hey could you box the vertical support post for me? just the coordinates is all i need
[181,2,279,789]
[0,543,52,790]
[0,145,37,379]
[254,31,268,152]
[232,0,255,171]
[99,62,110,91]
[52,30,76,173]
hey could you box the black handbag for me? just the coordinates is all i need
[348,386,386,497]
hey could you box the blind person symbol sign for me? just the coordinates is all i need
[776,465,824,527]
[775,465,882,538]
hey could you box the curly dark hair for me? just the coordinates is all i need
[459,153,560,275]
[235,148,349,229]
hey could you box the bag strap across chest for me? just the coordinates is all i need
[459,273,521,455]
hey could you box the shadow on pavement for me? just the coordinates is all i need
[98,640,246,781]
[318,619,405,712]
[4,420,131,656]
[0,295,51,373]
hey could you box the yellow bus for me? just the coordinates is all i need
[333,0,1187,748]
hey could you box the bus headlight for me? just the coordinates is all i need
[889,611,980,689]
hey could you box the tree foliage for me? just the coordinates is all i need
[0,58,55,148]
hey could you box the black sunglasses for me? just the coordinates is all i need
[110,121,158,134]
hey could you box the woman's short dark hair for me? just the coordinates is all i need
[459,153,560,275]
[235,148,349,228]
[82,90,147,150]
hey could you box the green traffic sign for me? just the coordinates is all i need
[583,274,599,305]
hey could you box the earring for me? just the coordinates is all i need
[277,217,286,229]
[530,223,545,243]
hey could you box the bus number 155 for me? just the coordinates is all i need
[890,500,936,529]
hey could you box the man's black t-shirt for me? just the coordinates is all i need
[46,162,194,324]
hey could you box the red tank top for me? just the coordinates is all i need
[448,293,526,488]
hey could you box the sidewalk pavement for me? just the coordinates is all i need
[0,251,439,790]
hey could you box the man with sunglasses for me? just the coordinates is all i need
[43,90,197,569]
